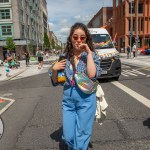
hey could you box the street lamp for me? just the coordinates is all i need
[129,0,134,58]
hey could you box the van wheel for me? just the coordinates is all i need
[113,76,119,81]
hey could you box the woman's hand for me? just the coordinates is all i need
[52,59,66,71]
[79,44,92,54]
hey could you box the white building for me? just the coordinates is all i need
[0,0,48,60]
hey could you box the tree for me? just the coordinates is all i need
[28,43,34,52]
[51,38,55,49]
[5,37,16,51]
[43,32,50,50]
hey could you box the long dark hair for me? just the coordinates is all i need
[64,22,94,58]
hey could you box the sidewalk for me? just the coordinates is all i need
[0,55,58,82]
[120,53,150,67]
[0,53,149,81]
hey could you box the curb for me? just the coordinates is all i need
[6,68,28,81]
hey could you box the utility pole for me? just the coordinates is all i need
[136,0,139,56]
[129,0,133,58]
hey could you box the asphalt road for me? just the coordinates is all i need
[0,64,150,150]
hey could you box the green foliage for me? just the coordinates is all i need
[5,37,15,51]
[28,43,34,51]
[43,32,50,50]
[51,38,55,49]
[55,44,61,50]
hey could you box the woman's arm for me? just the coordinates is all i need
[86,52,96,78]
[51,59,66,84]
[79,44,96,78]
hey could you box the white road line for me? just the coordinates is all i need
[122,65,131,69]
[131,69,146,75]
[122,71,137,76]
[144,68,150,71]
[111,81,150,108]
[0,97,15,115]
[121,73,129,77]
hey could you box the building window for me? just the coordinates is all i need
[129,20,131,32]
[1,25,12,36]
[0,9,11,19]
[133,20,135,31]
[138,3,143,13]
[141,19,143,31]
[21,24,25,38]
[122,6,125,17]
[20,9,24,22]
[129,2,135,14]
[116,0,118,6]
[20,0,23,8]
[0,0,9,3]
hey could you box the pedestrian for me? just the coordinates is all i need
[4,59,11,77]
[17,53,20,61]
[132,43,137,58]
[36,48,43,69]
[45,52,49,59]
[24,51,30,67]
[127,45,130,59]
[50,22,101,149]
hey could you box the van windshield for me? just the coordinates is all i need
[91,34,114,49]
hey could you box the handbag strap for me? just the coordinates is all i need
[70,56,76,73]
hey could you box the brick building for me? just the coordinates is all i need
[87,0,150,52]
[113,0,150,52]
[87,7,113,28]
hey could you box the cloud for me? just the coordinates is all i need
[47,0,112,42]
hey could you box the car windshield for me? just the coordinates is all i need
[91,34,114,49]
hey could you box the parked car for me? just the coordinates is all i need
[145,48,150,55]
[138,47,145,55]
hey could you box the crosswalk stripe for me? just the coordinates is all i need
[121,73,129,77]
[122,65,131,68]
[122,71,137,76]
[112,81,150,108]
[131,69,146,75]
[144,68,150,71]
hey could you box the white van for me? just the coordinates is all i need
[88,28,121,80]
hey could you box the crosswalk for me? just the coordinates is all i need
[121,65,150,77]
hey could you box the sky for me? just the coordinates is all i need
[47,0,112,43]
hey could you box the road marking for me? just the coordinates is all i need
[0,97,15,115]
[1,93,13,97]
[111,81,150,108]
[121,69,147,77]
[131,69,146,75]
[144,68,150,71]
[121,73,129,77]
[122,70,137,76]
[122,65,131,69]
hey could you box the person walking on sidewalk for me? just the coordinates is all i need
[132,43,137,58]
[51,22,101,150]
[127,45,130,59]
[24,51,30,67]
[36,48,44,69]
[4,59,11,77]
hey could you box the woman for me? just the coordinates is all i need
[36,48,43,69]
[51,22,101,150]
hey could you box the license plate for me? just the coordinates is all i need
[101,70,107,74]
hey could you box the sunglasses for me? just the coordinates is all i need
[72,36,86,41]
